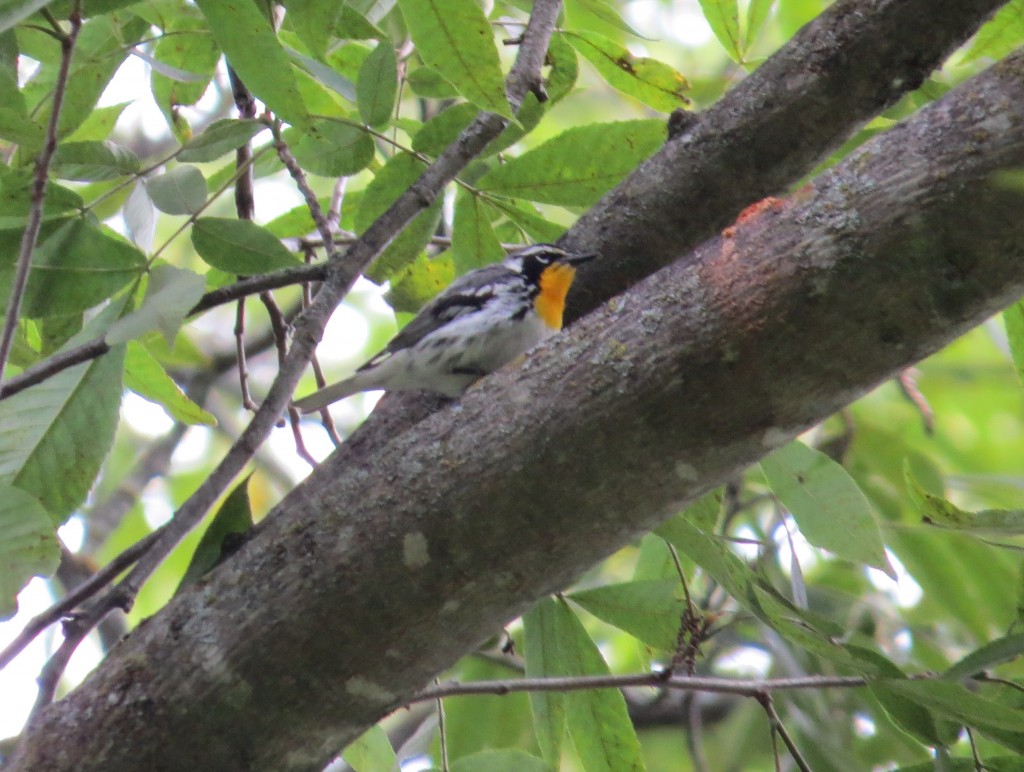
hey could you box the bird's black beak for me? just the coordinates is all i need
[564,252,598,266]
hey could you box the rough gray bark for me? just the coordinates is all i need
[11,44,1024,771]
[324,0,1010,477]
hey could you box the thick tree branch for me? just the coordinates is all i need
[0,0,1000,404]
[12,48,1024,772]
[304,0,1009,490]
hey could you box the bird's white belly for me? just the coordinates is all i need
[389,311,555,396]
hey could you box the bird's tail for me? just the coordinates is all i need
[292,376,366,413]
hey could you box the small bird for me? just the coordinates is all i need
[293,243,596,412]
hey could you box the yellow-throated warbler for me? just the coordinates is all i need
[293,243,596,412]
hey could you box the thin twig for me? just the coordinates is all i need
[0,529,162,671]
[30,621,89,718]
[0,337,112,401]
[756,692,812,772]
[0,7,82,392]
[271,122,338,459]
[966,727,985,771]
[685,693,710,772]
[413,672,872,703]
[272,121,335,253]
[235,299,258,411]
[263,289,318,466]
[301,247,343,447]
[327,177,346,232]
[229,68,261,415]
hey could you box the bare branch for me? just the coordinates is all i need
[413,672,871,703]
[273,122,335,254]
[756,692,812,772]
[0,8,82,390]
[0,530,162,671]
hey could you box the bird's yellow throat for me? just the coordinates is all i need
[535,263,577,330]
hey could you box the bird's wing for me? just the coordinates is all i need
[357,268,506,370]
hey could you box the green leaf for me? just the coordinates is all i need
[943,634,1024,682]
[0,484,59,620]
[0,219,146,319]
[338,4,386,39]
[413,102,478,156]
[124,342,216,427]
[565,31,689,113]
[962,0,1024,64]
[38,313,82,356]
[0,343,124,524]
[904,461,1024,535]
[1003,300,1024,387]
[439,656,535,762]
[357,42,397,127]
[289,44,358,102]
[191,217,301,274]
[492,200,565,243]
[286,0,346,59]
[523,598,569,767]
[477,120,664,206]
[355,152,442,281]
[288,121,375,177]
[144,166,207,215]
[744,0,775,51]
[33,16,149,138]
[65,102,130,143]
[384,252,454,313]
[196,0,309,126]
[397,0,510,116]
[524,598,646,771]
[682,487,723,532]
[893,760,1024,772]
[341,725,398,772]
[698,0,742,62]
[883,679,1024,734]
[0,108,42,148]
[451,190,505,274]
[449,750,553,772]
[761,441,894,577]
[0,169,83,229]
[569,0,654,40]
[264,198,332,238]
[656,516,755,606]
[406,66,459,99]
[176,477,253,591]
[0,0,51,35]
[568,580,684,652]
[868,672,956,747]
[150,13,221,121]
[658,515,864,671]
[545,33,579,105]
[52,140,140,181]
[107,265,206,346]
[556,599,646,771]
[178,119,267,163]
[632,533,680,582]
